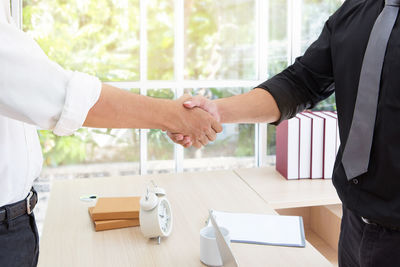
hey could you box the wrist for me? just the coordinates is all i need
[214,99,227,123]
[159,100,182,132]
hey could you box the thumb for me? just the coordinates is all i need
[183,100,195,108]
[183,95,207,109]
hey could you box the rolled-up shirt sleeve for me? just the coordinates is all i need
[0,21,101,136]
[257,18,335,125]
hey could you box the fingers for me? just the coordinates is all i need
[166,131,192,147]
[173,133,184,141]
[198,135,209,146]
[166,131,214,149]
[177,93,193,103]
[183,95,221,122]
[191,112,221,147]
[211,119,223,133]
[192,140,203,149]
[182,136,192,147]
[183,95,207,109]
[206,128,217,142]
[183,140,193,148]
[169,95,223,149]
[167,131,182,142]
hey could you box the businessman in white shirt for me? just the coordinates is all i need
[0,1,222,266]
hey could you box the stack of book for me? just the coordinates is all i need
[88,197,141,231]
[276,111,339,180]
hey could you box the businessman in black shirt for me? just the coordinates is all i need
[169,0,400,266]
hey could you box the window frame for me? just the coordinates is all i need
[13,0,308,174]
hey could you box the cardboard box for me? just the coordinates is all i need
[91,197,140,221]
[88,207,140,232]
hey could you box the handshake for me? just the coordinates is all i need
[166,94,221,149]
[85,85,279,146]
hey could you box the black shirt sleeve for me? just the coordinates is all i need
[257,19,336,125]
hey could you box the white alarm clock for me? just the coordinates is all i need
[139,182,173,244]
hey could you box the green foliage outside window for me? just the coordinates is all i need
[183,87,255,159]
[23,0,140,81]
[22,0,342,167]
[147,89,175,161]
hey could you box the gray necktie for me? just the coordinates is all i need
[342,0,400,180]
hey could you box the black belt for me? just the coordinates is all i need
[362,217,400,231]
[0,189,38,222]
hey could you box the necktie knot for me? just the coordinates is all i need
[386,0,400,7]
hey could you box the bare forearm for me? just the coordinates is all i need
[215,88,281,124]
[83,84,222,149]
[84,84,174,130]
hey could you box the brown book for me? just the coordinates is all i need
[88,207,140,232]
[91,197,140,221]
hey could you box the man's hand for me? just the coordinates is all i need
[167,95,222,148]
[167,95,219,148]
[166,89,281,148]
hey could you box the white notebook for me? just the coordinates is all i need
[304,112,324,179]
[297,113,312,179]
[314,111,337,179]
[208,210,305,248]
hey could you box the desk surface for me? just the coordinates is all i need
[38,170,331,267]
[235,167,341,209]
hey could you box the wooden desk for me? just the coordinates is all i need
[234,167,341,209]
[234,167,342,266]
[38,170,331,267]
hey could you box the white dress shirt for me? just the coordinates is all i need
[0,0,102,206]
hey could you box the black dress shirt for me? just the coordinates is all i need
[258,0,400,226]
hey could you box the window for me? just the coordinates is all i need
[184,1,256,80]
[20,0,344,177]
[265,0,343,157]
[183,87,256,171]
[17,0,345,234]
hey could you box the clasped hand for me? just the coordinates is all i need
[168,95,218,148]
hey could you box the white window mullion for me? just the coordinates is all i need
[256,0,269,81]
[139,0,148,175]
[287,0,293,64]
[254,0,260,167]
[174,0,184,173]
[255,0,269,167]
[107,80,263,90]
[289,0,302,63]
[11,0,22,29]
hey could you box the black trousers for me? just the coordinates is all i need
[0,212,39,267]
[339,206,400,267]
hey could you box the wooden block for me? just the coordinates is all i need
[325,204,343,218]
[275,207,311,229]
[88,207,139,232]
[91,197,140,220]
[310,205,342,252]
[277,206,341,266]
[306,229,339,267]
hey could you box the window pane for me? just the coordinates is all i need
[147,89,175,174]
[265,0,289,162]
[184,0,256,80]
[23,0,140,81]
[38,88,141,176]
[183,88,255,171]
[301,0,344,53]
[148,0,174,80]
[301,0,342,109]
[268,0,289,77]
[266,1,343,161]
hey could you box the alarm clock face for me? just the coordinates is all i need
[158,198,172,236]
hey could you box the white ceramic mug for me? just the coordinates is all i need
[200,226,231,266]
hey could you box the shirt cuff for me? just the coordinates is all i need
[255,78,297,126]
[53,71,101,136]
